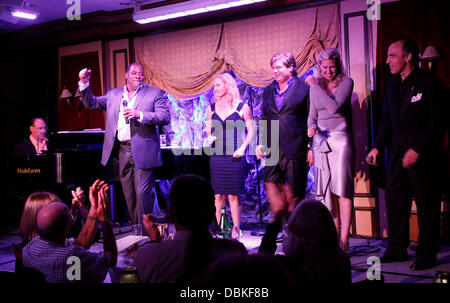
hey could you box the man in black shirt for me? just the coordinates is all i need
[367,39,446,270]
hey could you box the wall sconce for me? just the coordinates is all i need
[60,87,73,104]
[421,43,440,60]
[60,87,72,99]
[420,43,440,72]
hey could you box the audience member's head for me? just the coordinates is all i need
[168,174,215,231]
[166,175,221,283]
[283,200,352,283]
[202,253,297,284]
[283,199,340,257]
[20,192,61,243]
[282,199,350,282]
[36,202,73,244]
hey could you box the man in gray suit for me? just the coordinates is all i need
[78,62,170,225]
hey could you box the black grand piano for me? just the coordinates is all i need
[14,131,210,183]
[11,130,209,223]
[13,130,107,187]
[9,130,106,225]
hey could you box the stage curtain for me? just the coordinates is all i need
[223,5,338,87]
[135,24,226,99]
[134,4,338,99]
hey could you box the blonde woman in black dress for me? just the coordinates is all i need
[206,73,254,240]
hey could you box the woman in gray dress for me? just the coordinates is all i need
[306,48,354,250]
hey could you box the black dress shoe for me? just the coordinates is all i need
[380,253,408,263]
[258,223,281,255]
[409,259,437,271]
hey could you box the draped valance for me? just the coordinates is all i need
[134,4,338,99]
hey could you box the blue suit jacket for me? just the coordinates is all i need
[81,85,170,169]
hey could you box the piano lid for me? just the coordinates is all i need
[57,129,105,134]
[49,129,105,152]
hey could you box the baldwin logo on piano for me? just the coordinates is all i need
[17,168,41,174]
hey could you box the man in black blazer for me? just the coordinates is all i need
[256,52,309,222]
[367,39,445,270]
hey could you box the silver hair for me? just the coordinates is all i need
[316,48,346,88]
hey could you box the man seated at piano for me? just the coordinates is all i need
[14,117,51,156]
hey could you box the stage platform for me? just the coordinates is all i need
[1,224,449,283]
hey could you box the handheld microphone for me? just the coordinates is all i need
[365,156,373,164]
[122,98,129,124]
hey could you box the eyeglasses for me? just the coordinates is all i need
[129,71,145,77]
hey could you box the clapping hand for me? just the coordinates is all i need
[97,186,110,223]
[142,214,162,242]
[71,186,87,218]
[88,179,110,222]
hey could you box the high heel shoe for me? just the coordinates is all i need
[232,227,242,241]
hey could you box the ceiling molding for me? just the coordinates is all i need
[0,0,337,53]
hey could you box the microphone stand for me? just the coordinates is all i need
[247,86,267,236]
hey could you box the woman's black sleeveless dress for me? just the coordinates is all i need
[209,102,247,195]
